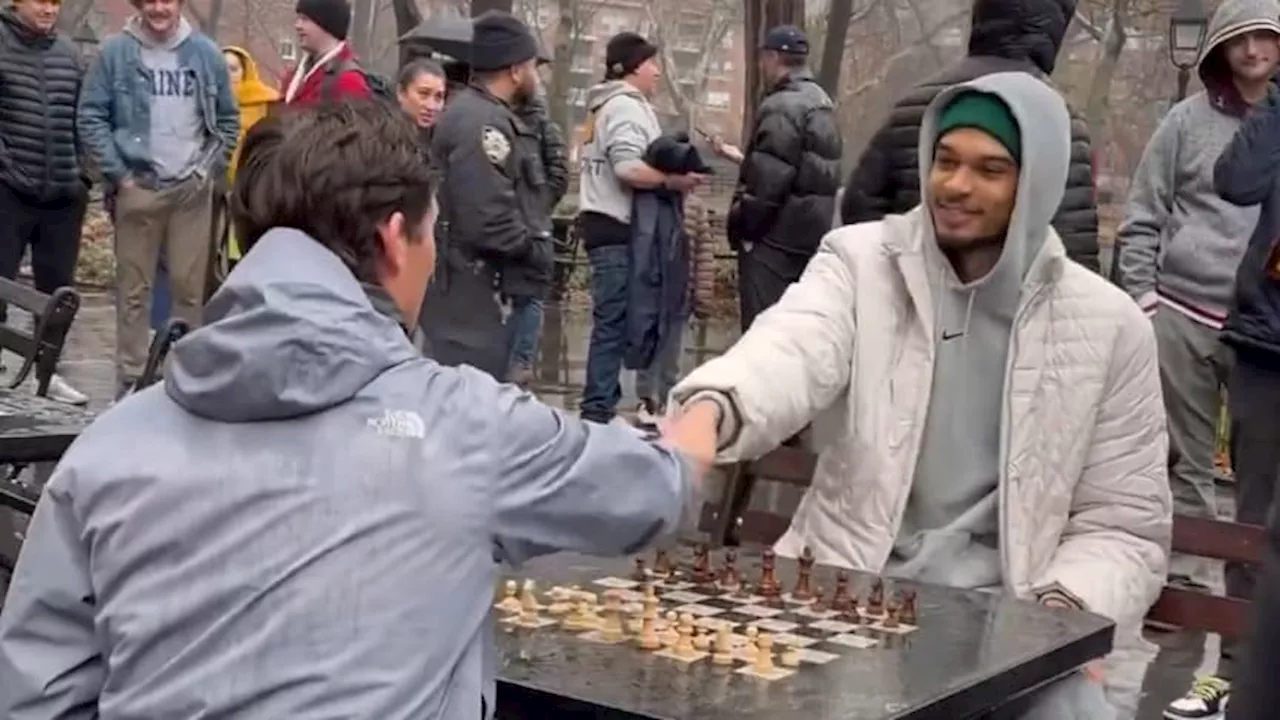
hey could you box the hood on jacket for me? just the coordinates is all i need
[125,14,193,50]
[917,71,1070,301]
[967,0,1075,75]
[165,228,420,423]
[585,80,646,112]
[0,7,55,49]
[1196,0,1280,116]
[223,45,280,106]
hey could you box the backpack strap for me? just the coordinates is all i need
[321,58,361,101]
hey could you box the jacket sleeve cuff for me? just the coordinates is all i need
[682,390,741,451]
[1136,290,1158,317]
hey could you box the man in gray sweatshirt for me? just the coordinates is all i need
[1113,3,1279,715]
[78,0,239,397]
[576,32,704,426]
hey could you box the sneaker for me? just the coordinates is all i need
[634,399,662,429]
[46,374,88,406]
[1164,676,1229,719]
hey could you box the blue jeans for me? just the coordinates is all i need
[506,295,544,372]
[636,318,684,408]
[151,253,171,331]
[580,245,629,423]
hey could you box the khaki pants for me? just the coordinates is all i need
[113,177,214,380]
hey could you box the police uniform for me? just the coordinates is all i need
[421,11,553,379]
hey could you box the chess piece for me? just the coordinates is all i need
[691,543,713,583]
[497,580,521,613]
[758,549,780,598]
[661,611,680,647]
[753,632,775,673]
[712,626,734,665]
[639,596,662,649]
[809,589,827,613]
[517,601,538,627]
[693,628,712,651]
[868,578,885,615]
[831,570,852,612]
[675,614,697,658]
[602,591,624,641]
[901,590,918,625]
[632,556,648,581]
[882,603,901,629]
[792,546,815,600]
[780,644,801,667]
[520,580,539,614]
[744,625,760,657]
[654,549,673,577]
[719,548,741,590]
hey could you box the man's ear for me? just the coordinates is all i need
[377,211,408,276]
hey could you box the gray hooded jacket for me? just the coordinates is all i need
[0,229,695,719]
[1114,0,1280,325]
[577,80,663,225]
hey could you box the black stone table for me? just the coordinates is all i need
[0,387,94,465]
[494,548,1114,720]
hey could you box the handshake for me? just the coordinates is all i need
[656,399,723,474]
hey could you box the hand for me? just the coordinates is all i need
[659,400,720,472]
[118,175,136,189]
[1082,660,1106,684]
[711,137,743,163]
[664,173,706,193]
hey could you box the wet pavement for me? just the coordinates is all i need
[13,292,1230,718]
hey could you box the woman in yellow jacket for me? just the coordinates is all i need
[221,46,278,264]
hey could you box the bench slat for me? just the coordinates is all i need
[1171,515,1265,565]
[747,446,814,486]
[1148,586,1252,639]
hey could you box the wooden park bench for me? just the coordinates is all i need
[701,446,1266,639]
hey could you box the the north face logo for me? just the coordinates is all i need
[367,409,425,439]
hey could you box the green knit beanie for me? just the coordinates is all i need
[935,91,1021,162]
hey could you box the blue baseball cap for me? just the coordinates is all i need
[760,25,808,55]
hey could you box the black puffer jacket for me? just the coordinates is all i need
[728,69,842,257]
[840,0,1099,272]
[0,9,83,201]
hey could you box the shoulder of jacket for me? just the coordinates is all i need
[819,221,896,266]
[1052,263,1150,330]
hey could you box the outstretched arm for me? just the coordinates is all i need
[670,231,858,461]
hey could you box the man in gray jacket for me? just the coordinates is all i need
[0,102,715,719]
[1114,2,1280,715]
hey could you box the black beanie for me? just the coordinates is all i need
[604,32,658,80]
[296,0,351,42]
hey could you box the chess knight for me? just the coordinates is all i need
[672,71,1170,720]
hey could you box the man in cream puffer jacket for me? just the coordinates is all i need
[672,72,1170,719]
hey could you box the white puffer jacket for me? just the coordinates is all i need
[672,212,1170,714]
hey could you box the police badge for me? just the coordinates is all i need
[481,126,510,164]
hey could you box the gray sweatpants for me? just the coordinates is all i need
[1153,310,1230,587]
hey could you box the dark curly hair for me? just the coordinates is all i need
[229,101,439,284]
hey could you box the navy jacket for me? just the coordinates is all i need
[1214,85,1280,362]
[623,134,710,370]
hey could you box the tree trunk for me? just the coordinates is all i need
[472,0,515,15]
[350,0,376,59]
[391,0,425,67]
[547,0,576,137]
[742,0,805,140]
[817,0,852,95]
[56,0,95,35]
[1083,3,1128,144]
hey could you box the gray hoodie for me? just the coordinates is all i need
[578,80,663,224]
[1115,0,1280,327]
[125,16,206,181]
[884,72,1072,591]
[0,228,695,719]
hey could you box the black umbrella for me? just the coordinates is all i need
[399,14,472,62]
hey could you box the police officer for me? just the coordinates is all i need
[425,10,554,380]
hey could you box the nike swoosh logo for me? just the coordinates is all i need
[942,331,964,341]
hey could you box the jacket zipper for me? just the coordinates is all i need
[997,281,1050,596]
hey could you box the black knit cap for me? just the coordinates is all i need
[471,11,546,72]
[605,32,658,80]
[296,0,351,42]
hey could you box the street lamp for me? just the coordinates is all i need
[1169,0,1208,102]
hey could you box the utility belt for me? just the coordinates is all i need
[435,220,500,292]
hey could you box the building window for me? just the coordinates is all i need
[705,91,731,109]
[279,39,297,62]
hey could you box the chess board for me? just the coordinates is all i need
[495,552,919,682]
